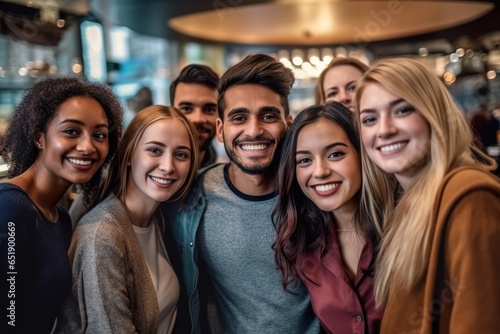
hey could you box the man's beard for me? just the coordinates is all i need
[222,135,282,176]
[200,137,212,152]
[196,124,215,152]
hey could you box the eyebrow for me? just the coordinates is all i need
[296,142,348,155]
[178,101,217,107]
[260,106,281,114]
[60,119,108,128]
[359,98,406,114]
[325,87,338,91]
[227,107,249,118]
[145,141,192,151]
[177,101,194,106]
[226,105,282,117]
[145,141,166,147]
[326,80,356,90]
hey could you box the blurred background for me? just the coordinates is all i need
[1,0,500,178]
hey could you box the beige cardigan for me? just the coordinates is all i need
[381,166,500,334]
[59,194,163,334]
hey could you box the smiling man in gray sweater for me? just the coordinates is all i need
[168,54,320,334]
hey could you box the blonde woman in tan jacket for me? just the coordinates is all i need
[355,57,500,333]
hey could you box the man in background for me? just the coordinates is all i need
[170,64,219,168]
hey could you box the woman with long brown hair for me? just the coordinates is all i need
[273,102,382,333]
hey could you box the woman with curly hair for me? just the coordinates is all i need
[0,77,122,333]
[273,102,383,333]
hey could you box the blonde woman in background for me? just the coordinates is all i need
[315,57,369,110]
[355,57,500,333]
[61,105,199,334]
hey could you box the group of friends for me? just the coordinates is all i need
[1,53,499,334]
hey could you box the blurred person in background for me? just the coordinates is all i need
[124,86,154,128]
[479,104,500,148]
[170,64,220,168]
[315,57,369,111]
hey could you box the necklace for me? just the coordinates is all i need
[336,228,355,232]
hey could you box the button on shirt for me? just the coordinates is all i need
[299,231,383,334]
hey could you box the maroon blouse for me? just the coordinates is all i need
[298,232,383,334]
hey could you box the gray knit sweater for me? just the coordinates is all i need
[59,194,160,334]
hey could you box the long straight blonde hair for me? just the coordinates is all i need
[354,58,496,306]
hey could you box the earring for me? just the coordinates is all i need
[37,143,42,149]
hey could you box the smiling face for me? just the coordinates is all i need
[38,96,109,185]
[359,82,431,189]
[323,65,365,111]
[216,83,290,175]
[126,118,192,206]
[173,82,218,150]
[295,118,361,219]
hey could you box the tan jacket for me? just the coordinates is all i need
[381,166,500,334]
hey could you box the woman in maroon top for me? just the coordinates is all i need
[273,102,383,334]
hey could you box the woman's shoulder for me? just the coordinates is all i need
[0,183,38,217]
[440,166,500,196]
[434,166,500,223]
[0,182,29,201]
[75,194,131,237]
[79,194,126,221]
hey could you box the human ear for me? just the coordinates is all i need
[34,132,44,149]
[216,118,224,143]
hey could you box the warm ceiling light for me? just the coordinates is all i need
[487,70,497,80]
[168,1,494,45]
[443,71,456,84]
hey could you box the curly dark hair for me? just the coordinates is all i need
[0,76,123,208]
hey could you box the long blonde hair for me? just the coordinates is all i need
[354,58,496,306]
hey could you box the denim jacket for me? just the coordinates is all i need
[166,165,217,334]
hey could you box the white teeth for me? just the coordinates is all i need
[315,183,340,192]
[68,158,92,166]
[150,176,173,185]
[380,142,407,152]
[241,144,267,151]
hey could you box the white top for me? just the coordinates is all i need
[133,221,179,334]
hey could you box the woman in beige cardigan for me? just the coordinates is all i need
[61,105,199,334]
[355,57,500,333]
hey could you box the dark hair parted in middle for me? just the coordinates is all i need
[272,101,380,289]
[217,54,295,119]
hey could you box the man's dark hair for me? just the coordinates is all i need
[217,54,295,119]
[170,64,219,104]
